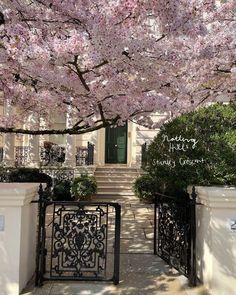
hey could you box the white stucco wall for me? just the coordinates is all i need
[193,186,236,295]
[0,183,38,295]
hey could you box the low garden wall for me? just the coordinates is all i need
[0,183,39,295]
[192,186,236,295]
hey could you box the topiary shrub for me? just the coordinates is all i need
[0,167,14,182]
[53,179,72,201]
[7,167,52,187]
[71,175,97,201]
[144,102,236,196]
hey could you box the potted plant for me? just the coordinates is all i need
[71,175,97,201]
[53,179,73,201]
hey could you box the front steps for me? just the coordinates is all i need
[94,166,141,199]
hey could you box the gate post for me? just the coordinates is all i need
[153,195,158,255]
[189,186,197,287]
[113,203,121,285]
[35,184,46,287]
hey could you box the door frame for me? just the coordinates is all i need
[105,123,128,164]
[96,121,136,167]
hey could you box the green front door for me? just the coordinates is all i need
[105,123,128,164]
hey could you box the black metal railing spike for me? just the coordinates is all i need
[87,142,94,165]
[38,183,43,199]
[0,147,3,163]
[35,183,44,287]
[153,195,158,255]
[189,186,197,287]
[191,186,197,201]
[141,142,147,169]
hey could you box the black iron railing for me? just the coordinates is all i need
[141,142,148,168]
[40,146,65,166]
[34,184,121,286]
[0,147,3,162]
[76,142,94,166]
[15,146,30,167]
[41,167,75,183]
[0,142,94,167]
[154,188,197,287]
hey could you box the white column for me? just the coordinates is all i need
[64,104,75,167]
[3,134,15,166]
[64,135,75,167]
[28,135,40,167]
[0,183,38,295]
[28,114,40,167]
[3,101,15,166]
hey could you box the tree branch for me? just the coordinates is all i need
[81,60,109,74]
[98,103,106,123]
[68,55,90,91]
[0,122,109,135]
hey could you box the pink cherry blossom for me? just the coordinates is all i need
[0,0,235,135]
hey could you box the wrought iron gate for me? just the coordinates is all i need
[154,187,197,286]
[35,185,121,286]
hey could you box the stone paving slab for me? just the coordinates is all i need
[21,254,188,295]
[120,238,153,253]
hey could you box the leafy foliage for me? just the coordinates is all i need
[71,175,97,201]
[133,174,160,203]
[145,103,236,193]
[53,179,73,201]
[0,167,52,187]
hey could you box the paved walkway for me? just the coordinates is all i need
[22,196,209,295]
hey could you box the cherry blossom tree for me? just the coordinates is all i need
[0,0,235,135]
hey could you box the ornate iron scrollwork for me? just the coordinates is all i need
[15,146,30,166]
[76,147,88,166]
[154,190,197,286]
[76,142,94,166]
[42,168,74,182]
[51,204,108,278]
[157,200,190,275]
[40,145,65,166]
[35,192,121,286]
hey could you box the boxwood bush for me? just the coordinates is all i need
[53,179,73,201]
[137,102,236,199]
[0,167,52,187]
[133,174,160,203]
[71,175,97,200]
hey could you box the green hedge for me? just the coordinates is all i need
[0,167,52,187]
[133,174,159,202]
[138,103,236,198]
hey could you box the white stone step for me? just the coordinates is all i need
[97,179,134,186]
[95,175,138,181]
[95,173,139,177]
[94,166,140,199]
[95,169,140,174]
[95,191,135,196]
[97,186,133,192]
[96,166,140,170]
